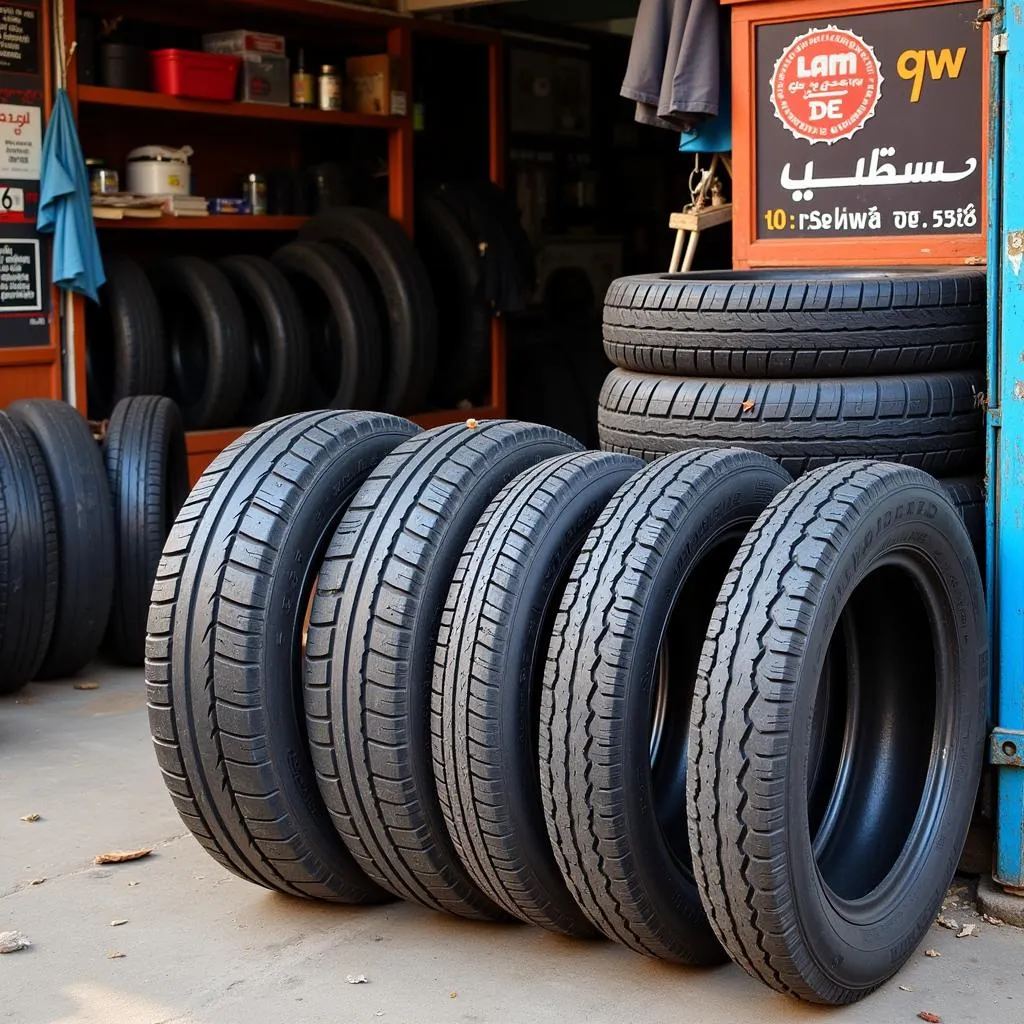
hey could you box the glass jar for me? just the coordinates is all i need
[243,173,268,216]
[318,65,342,112]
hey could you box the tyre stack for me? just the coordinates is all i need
[597,268,986,497]
[149,411,988,1006]
[0,396,188,695]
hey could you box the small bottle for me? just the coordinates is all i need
[318,64,342,112]
[292,49,314,109]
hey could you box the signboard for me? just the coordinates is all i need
[754,2,982,243]
[0,4,38,75]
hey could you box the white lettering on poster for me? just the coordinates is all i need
[0,104,40,180]
[0,239,40,311]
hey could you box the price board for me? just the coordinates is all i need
[727,0,986,268]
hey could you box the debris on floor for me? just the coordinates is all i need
[94,847,152,865]
[0,931,31,954]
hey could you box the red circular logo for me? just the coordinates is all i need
[770,26,883,145]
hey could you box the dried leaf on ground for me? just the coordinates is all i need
[982,913,1004,926]
[110,920,127,927]
[28,878,45,886]
[20,813,40,822]
[899,985,913,992]
[741,400,756,412]
[107,951,126,960]
[924,949,941,958]
[74,682,99,691]
[345,975,368,985]
[957,923,978,938]
[94,848,152,865]
[918,1013,942,1023]
[450,992,457,1000]
[127,881,139,887]
[0,931,31,954]
[936,915,958,930]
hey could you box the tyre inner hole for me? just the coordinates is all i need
[807,563,938,904]
[652,540,742,872]
[166,298,208,410]
[286,274,341,404]
[234,286,271,408]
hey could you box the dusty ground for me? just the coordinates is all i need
[2,668,1022,1024]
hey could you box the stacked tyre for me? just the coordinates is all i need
[149,410,987,1006]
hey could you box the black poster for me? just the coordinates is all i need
[755,1,983,240]
[0,4,38,75]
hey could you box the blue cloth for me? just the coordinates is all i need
[679,71,731,153]
[37,89,105,302]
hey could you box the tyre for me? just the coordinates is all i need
[943,475,985,566]
[86,254,166,420]
[688,462,987,1004]
[304,420,581,919]
[598,368,985,476]
[8,399,114,680]
[300,207,438,413]
[104,396,189,666]
[151,256,249,430]
[541,449,791,965]
[603,269,985,377]
[0,414,58,694]
[146,410,419,901]
[218,255,310,424]
[272,242,382,411]
[432,450,643,936]
[416,194,490,406]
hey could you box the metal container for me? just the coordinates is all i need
[318,64,342,111]
[243,173,268,215]
[86,159,119,195]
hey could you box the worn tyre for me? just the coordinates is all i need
[104,396,189,666]
[152,256,249,430]
[219,255,310,424]
[0,414,58,693]
[598,368,984,476]
[943,475,985,566]
[542,449,791,964]
[304,421,580,919]
[8,399,114,680]
[147,411,419,901]
[272,242,382,411]
[433,450,642,936]
[688,462,987,1004]
[603,269,985,377]
[300,207,438,413]
[86,254,167,420]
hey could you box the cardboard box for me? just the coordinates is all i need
[345,54,406,116]
[203,30,286,57]
[240,53,290,106]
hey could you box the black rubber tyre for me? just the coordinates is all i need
[103,396,189,666]
[146,410,419,901]
[432,450,643,936]
[86,254,167,420]
[8,399,114,680]
[151,256,249,430]
[541,449,792,965]
[598,368,985,477]
[300,207,438,413]
[603,269,985,378]
[0,414,58,694]
[688,462,987,1004]
[218,256,310,424]
[417,194,491,406]
[272,242,382,411]
[943,476,985,567]
[304,420,581,919]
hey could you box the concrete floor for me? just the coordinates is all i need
[2,670,1022,1024]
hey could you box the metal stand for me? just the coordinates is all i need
[669,152,733,273]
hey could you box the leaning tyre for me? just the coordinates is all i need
[304,420,580,919]
[86,254,166,420]
[603,269,984,377]
[943,475,985,567]
[272,242,382,411]
[151,256,249,430]
[688,461,987,1004]
[542,448,791,964]
[147,411,419,901]
[0,414,58,693]
[104,396,189,666]
[433,450,643,936]
[8,399,114,680]
[598,368,985,477]
[300,207,438,413]
[218,255,310,424]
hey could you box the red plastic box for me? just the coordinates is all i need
[150,49,241,101]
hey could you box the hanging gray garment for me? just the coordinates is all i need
[621,0,721,132]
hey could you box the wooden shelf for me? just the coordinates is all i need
[78,85,408,130]
[95,214,309,231]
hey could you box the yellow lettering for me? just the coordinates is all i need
[927,46,967,81]
[897,49,926,103]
